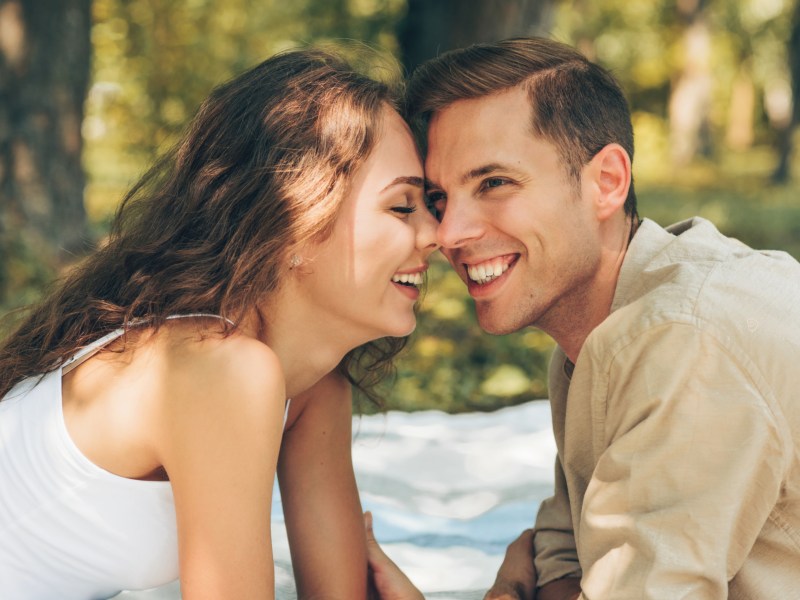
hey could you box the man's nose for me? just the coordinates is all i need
[436,198,483,250]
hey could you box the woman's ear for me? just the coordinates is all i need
[586,143,631,222]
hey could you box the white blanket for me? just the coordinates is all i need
[118,400,555,599]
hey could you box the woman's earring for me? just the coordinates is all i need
[289,254,302,269]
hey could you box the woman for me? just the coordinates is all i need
[0,48,438,599]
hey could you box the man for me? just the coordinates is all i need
[368,37,800,599]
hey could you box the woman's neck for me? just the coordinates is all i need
[238,289,364,398]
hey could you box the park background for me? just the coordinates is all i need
[2,0,800,413]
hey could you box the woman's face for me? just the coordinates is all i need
[299,107,439,341]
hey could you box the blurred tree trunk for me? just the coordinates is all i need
[772,0,800,183]
[725,62,755,152]
[0,0,92,308]
[668,0,713,166]
[398,0,554,74]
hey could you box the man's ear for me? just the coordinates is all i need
[586,143,631,222]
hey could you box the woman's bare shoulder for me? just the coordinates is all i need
[151,326,287,465]
[158,324,285,401]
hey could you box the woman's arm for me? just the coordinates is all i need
[156,336,287,600]
[277,372,368,599]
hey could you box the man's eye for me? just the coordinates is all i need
[425,191,446,222]
[482,177,507,190]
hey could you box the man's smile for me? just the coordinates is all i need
[464,254,518,285]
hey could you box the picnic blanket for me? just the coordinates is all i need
[117,400,556,599]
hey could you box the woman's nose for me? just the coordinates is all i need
[416,208,440,256]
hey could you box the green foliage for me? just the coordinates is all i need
[5,0,800,412]
[636,162,800,260]
[0,234,58,313]
[552,0,795,149]
[84,0,406,222]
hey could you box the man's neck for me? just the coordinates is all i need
[553,214,637,363]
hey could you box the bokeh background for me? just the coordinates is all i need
[2,0,799,412]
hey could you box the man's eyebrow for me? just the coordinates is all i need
[460,163,510,186]
[425,164,523,192]
[380,176,424,193]
[425,163,517,189]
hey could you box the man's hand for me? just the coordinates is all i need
[484,529,537,600]
[365,512,424,600]
[536,577,581,600]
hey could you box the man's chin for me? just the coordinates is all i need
[475,306,521,336]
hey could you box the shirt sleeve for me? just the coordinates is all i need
[533,453,583,586]
[578,321,787,599]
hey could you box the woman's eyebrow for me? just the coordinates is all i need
[381,176,424,193]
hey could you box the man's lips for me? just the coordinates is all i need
[463,254,518,285]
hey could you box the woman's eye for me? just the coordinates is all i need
[391,205,417,216]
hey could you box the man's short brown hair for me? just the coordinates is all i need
[405,37,637,216]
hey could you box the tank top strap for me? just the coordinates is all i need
[61,314,233,375]
[283,398,292,427]
[61,327,127,374]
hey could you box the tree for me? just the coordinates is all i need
[0,0,92,309]
[398,0,554,74]
[773,0,800,183]
[668,0,713,165]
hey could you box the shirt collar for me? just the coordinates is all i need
[610,217,701,313]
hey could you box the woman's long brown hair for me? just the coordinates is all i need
[0,48,406,404]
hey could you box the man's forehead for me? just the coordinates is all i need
[424,95,533,179]
[426,90,532,151]
[430,87,531,126]
[423,121,502,189]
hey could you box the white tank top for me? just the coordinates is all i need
[0,315,289,599]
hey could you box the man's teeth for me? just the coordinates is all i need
[467,259,510,285]
[392,272,424,286]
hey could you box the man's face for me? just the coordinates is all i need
[424,86,602,336]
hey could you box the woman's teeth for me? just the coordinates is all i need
[467,259,510,285]
[392,272,424,287]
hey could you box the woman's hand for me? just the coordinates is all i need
[484,529,537,600]
[365,512,424,600]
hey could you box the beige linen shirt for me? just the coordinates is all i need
[533,217,800,599]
